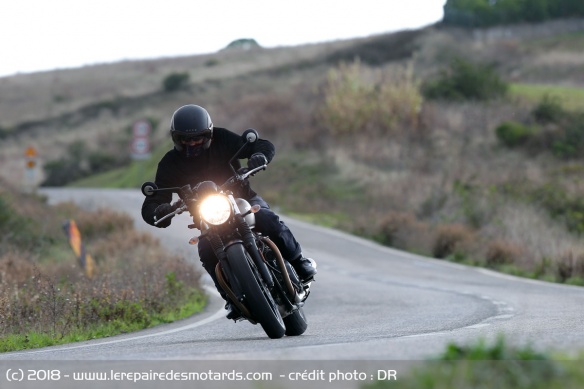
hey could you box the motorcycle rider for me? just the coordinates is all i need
[141,104,317,319]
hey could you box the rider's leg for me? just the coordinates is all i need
[250,196,317,281]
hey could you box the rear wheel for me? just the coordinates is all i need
[226,244,285,339]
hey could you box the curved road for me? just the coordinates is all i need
[1,188,583,386]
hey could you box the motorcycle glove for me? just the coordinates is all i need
[154,203,174,228]
[247,153,267,170]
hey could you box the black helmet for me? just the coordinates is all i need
[170,104,213,157]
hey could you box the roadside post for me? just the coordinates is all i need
[130,120,152,179]
[24,145,39,193]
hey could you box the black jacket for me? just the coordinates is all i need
[141,127,275,226]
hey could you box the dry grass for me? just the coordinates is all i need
[0,179,202,340]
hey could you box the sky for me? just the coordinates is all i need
[2,0,446,77]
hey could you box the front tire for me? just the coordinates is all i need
[226,244,285,339]
[284,307,308,336]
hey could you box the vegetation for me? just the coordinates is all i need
[443,0,584,28]
[495,94,584,160]
[422,57,508,101]
[0,180,205,352]
[318,60,422,135]
[1,17,584,351]
[365,337,584,389]
[42,140,131,186]
[62,44,584,287]
[225,38,261,50]
[495,121,537,148]
[162,72,190,92]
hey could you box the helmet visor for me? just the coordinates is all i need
[178,134,210,144]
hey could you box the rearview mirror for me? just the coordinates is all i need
[242,128,259,143]
[141,181,158,196]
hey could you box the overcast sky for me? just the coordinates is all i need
[2,0,446,77]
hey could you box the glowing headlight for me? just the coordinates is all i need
[199,195,232,225]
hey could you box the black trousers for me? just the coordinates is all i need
[198,195,302,298]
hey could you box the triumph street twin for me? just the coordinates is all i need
[141,129,312,339]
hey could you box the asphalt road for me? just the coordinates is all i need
[1,188,583,388]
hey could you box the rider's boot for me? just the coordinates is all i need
[290,254,317,282]
[225,301,243,321]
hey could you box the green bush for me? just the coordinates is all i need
[88,151,124,174]
[533,94,566,124]
[225,38,260,50]
[533,184,584,234]
[495,121,536,148]
[162,72,190,92]
[42,158,85,186]
[423,57,508,101]
[551,116,584,159]
[204,58,219,67]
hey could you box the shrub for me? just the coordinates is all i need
[376,63,424,130]
[432,223,475,259]
[42,133,133,187]
[443,0,584,27]
[422,57,508,101]
[495,121,536,148]
[225,38,260,50]
[162,72,190,92]
[318,59,423,136]
[532,94,566,124]
[551,116,584,159]
[554,251,584,283]
[204,58,219,67]
[377,212,423,249]
[485,239,524,268]
[532,184,584,234]
[318,60,375,135]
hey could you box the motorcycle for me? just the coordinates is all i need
[140,129,312,339]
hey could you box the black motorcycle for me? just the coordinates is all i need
[141,129,312,339]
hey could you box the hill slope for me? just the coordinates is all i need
[2,20,584,285]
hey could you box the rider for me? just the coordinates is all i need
[141,104,317,319]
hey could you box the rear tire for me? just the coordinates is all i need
[226,244,285,339]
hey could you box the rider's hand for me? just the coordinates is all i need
[154,203,174,228]
[247,153,267,170]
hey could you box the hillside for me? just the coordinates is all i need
[2,19,584,285]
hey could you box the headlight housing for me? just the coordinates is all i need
[199,194,232,225]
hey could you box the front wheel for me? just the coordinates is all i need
[284,307,308,336]
[226,244,285,339]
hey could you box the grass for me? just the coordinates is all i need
[364,337,584,389]
[0,181,206,353]
[525,30,584,51]
[510,83,584,111]
[0,292,205,352]
[69,139,173,188]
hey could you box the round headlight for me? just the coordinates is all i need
[199,195,232,225]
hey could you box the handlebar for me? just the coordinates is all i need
[150,164,267,226]
[221,164,267,188]
[153,200,186,226]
